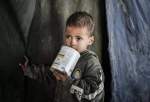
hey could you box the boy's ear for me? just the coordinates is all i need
[89,35,94,45]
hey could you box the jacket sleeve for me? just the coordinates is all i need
[70,56,104,101]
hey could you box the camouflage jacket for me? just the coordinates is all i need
[22,50,104,102]
[53,50,104,102]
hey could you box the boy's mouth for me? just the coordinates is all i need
[71,46,78,51]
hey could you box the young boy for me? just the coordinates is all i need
[20,11,104,102]
[52,11,104,102]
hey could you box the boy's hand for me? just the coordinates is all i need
[53,70,68,81]
[19,56,29,72]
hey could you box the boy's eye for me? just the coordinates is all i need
[76,37,82,41]
[65,35,71,39]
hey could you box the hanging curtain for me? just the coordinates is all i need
[106,0,150,102]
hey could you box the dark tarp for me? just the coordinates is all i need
[106,0,150,102]
[0,1,25,102]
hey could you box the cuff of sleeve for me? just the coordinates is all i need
[70,85,84,101]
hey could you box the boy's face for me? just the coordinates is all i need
[64,26,94,53]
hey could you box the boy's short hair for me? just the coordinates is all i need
[66,11,95,35]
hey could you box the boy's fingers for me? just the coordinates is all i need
[19,63,22,66]
[53,71,61,80]
[55,75,61,80]
[58,73,68,81]
[53,70,68,81]
[24,56,29,66]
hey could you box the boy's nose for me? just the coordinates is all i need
[70,38,77,46]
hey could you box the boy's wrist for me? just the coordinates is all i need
[53,70,68,81]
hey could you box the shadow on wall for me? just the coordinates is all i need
[99,0,112,102]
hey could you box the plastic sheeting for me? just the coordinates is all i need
[106,0,150,102]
